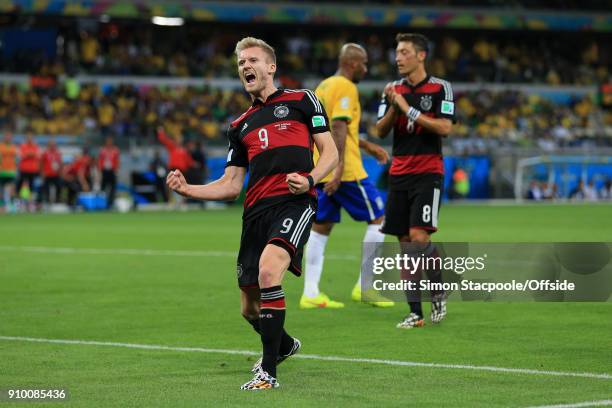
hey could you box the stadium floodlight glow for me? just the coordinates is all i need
[151,16,184,26]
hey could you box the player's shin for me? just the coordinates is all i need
[400,245,425,317]
[401,269,423,317]
[259,286,286,378]
[424,243,444,297]
[358,224,386,289]
[246,317,294,355]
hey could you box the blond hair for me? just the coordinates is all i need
[234,37,276,64]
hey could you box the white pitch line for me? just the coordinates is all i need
[0,245,358,261]
[0,335,610,381]
[525,400,612,408]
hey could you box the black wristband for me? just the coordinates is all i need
[306,175,315,188]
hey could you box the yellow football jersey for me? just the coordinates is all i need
[314,75,367,182]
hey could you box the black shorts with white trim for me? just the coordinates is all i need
[381,174,443,237]
[236,196,316,288]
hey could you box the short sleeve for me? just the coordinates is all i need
[301,89,330,134]
[330,84,357,123]
[434,80,456,122]
[225,125,248,168]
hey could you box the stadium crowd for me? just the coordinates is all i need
[526,179,612,201]
[1,16,610,210]
[2,80,609,151]
[0,82,251,143]
[2,23,609,85]
[361,88,612,153]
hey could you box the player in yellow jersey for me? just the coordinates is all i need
[300,43,394,309]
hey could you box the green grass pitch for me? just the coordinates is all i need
[1,204,611,407]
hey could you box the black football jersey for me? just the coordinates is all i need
[378,76,455,190]
[226,88,330,219]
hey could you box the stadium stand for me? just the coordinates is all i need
[2,82,609,150]
[1,23,609,85]
[0,1,610,211]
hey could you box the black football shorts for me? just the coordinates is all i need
[237,199,316,288]
[381,176,443,237]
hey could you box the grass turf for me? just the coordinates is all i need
[0,203,610,407]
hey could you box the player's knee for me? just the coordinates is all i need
[370,216,384,225]
[409,228,430,243]
[258,264,281,288]
[312,222,333,235]
[399,234,411,243]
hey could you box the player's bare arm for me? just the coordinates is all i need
[167,165,246,201]
[390,91,452,136]
[323,119,348,195]
[287,131,338,195]
[359,139,389,164]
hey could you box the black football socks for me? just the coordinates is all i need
[247,317,294,355]
[259,285,286,378]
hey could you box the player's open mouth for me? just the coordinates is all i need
[245,73,256,84]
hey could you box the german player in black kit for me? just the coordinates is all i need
[167,37,338,389]
[376,33,455,330]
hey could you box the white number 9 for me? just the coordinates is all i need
[259,128,268,149]
[280,218,293,233]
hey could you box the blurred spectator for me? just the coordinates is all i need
[40,137,63,204]
[63,147,93,208]
[98,136,120,209]
[451,167,470,199]
[583,180,598,201]
[0,132,17,208]
[150,150,168,203]
[185,140,207,185]
[526,180,544,200]
[16,130,41,205]
[157,127,195,173]
[543,183,561,200]
[600,179,612,200]
[568,180,586,200]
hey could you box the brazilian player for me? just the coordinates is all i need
[301,43,393,309]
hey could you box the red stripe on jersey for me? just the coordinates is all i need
[414,83,442,94]
[261,298,286,309]
[394,84,411,94]
[268,92,305,104]
[231,105,261,128]
[390,154,444,175]
[243,120,311,161]
[245,172,316,208]
[245,174,289,208]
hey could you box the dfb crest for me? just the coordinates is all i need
[420,95,432,111]
[274,105,289,118]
